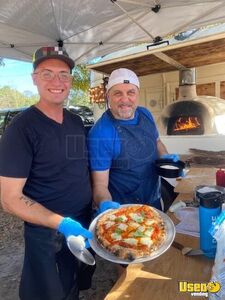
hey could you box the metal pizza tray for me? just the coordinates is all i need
[89,204,175,264]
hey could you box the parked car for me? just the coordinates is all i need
[0,105,95,137]
[67,105,95,126]
[0,107,27,135]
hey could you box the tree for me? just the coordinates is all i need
[69,64,92,107]
[72,64,90,92]
[0,86,38,109]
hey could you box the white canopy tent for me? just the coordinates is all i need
[1,0,225,65]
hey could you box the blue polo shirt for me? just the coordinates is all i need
[88,106,159,171]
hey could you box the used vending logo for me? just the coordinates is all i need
[178,281,221,297]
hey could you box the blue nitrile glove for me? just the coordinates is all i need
[58,217,93,248]
[98,200,120,214]
[161,153,180,162]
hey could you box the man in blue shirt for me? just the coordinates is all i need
[88,68,178,214]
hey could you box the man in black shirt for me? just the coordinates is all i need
[0,46,95,300]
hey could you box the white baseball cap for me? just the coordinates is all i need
[106,68,140,91]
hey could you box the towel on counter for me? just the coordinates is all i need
[174,207,199,237]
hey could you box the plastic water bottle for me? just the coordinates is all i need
[199,192,222,258]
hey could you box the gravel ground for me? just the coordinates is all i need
[0,207,118,300]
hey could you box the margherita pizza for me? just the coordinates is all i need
[95,204,166,261]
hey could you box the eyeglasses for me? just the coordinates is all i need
[33,69,72,82]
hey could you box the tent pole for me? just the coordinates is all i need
[111,0,155,40]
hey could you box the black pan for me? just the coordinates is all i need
[155,159,185,178]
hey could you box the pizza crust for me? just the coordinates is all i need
[95,205,166,261]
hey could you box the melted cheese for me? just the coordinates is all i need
[128,221,140,229]
[144,228,154,237]
[137,225,145,232]
[140,237,153,247]
[111,233,122,241]
[118,223,128,231]
[108,214,116,221]
[123,238,138,246]
[129,213,144,223]
[105,221,115,229]
[116,214,128,222]
[146,219,156,226]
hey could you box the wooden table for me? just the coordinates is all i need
[174,167,217,194]
[105,169,215,300]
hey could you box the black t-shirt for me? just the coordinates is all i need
[0,106,92,217]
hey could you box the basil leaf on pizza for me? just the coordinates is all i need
[96,205,166,261]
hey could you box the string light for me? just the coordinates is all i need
[89,84,106,103]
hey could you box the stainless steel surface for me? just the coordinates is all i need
[89,204,175,265]
[179,68,196,86]
[67,235,95,265]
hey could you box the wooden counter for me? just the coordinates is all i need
[105,182,214,300]
[174,167,216,194]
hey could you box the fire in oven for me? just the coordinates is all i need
[167,115,204,135]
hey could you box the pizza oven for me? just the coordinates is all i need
[163,99,213,135]
[157,68,225,136]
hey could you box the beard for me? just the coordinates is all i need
[116,106,135,120]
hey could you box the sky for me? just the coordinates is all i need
[0,58,37,94]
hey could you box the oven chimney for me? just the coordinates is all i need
[178,68,197,100]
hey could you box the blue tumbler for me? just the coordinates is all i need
[199,191,222,258]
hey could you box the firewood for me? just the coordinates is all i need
[189,148,225,157]
[189,155,225,167]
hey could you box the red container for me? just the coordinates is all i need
[216,169,225,187]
